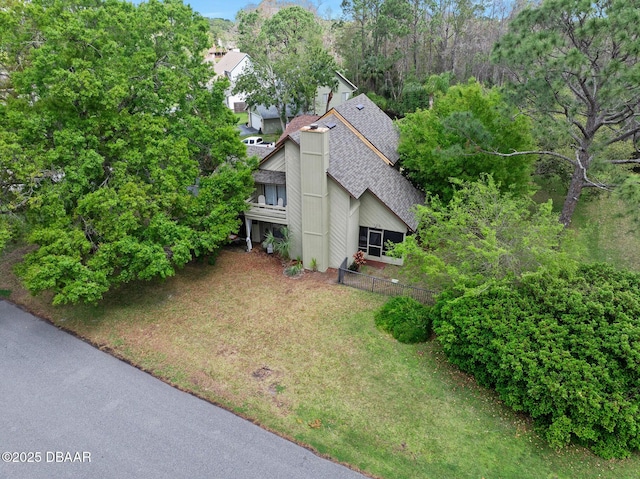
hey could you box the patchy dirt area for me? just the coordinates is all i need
[0,245,342,319]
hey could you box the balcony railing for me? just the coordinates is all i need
[245,195,287,223]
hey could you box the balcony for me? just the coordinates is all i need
[245,193,287,224]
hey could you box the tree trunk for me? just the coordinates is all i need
[559,163,584,227]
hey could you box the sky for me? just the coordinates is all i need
[184,0,345,21]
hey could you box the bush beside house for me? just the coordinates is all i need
[432,263,640,459]
[375,296,432,344]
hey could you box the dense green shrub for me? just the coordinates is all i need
[433,263,640,458]
[375,296,432,343]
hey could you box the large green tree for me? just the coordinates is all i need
[493,0,640,226]
[0,0,254,304]
[397,79,536,201]
[234,6,337,130]
[393,175,568,291]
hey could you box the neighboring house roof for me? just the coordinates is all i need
[264,95,424,231]
[251,104,297,121]
[246,145,275,160]
[213,51,248,77]
[278,115,320,143]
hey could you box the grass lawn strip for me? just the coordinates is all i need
[1,247,638,478]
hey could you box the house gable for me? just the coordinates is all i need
[213,51,249,79]
[248,95,423,269]
[260,148,286,172]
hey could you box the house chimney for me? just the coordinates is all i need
[299,125,330,272]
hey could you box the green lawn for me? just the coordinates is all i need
[534,175,640,271]
[1,246,638,479]
[235,111,248,125]
[569,191,640,271]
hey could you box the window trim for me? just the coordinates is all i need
[358,226,404,259]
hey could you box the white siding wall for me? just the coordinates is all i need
[226,57,249,109]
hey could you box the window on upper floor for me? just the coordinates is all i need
[259,184,287,206]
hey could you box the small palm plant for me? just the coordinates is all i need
[262,226,291,260]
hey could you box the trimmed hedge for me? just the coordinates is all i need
[375,296,432,343]
[433,264,640,458]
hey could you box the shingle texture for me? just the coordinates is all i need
[322,113,423,230]
[246,145,274,160]
[253,169,285,185]
[332,93,400,165]
[254,104,296,121]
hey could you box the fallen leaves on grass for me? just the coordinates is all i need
[308,418,322,429]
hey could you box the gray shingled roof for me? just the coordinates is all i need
[253,169,285,185]
[246,145,274,160]
[253,104,296,120]
[265,95,423,231]
[331,93,400,165]
[320,113,423,230]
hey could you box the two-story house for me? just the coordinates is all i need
[246,71,359,134]
[243,94,424,271]
[208,50,250,112]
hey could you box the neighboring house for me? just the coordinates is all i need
[314,71,358,114]
[208,50,250,111]
[243,94,425,271]
[247,104,296,135]
[247,71,358,134]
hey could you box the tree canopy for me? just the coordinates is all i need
[397,79,536,201]
[0,0,255,304]
[392,175,568,291]
[493,0,640,226]
[234,6,337,130]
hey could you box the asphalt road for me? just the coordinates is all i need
[0,301,368,479]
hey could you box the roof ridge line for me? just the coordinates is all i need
[321,109,392,166]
